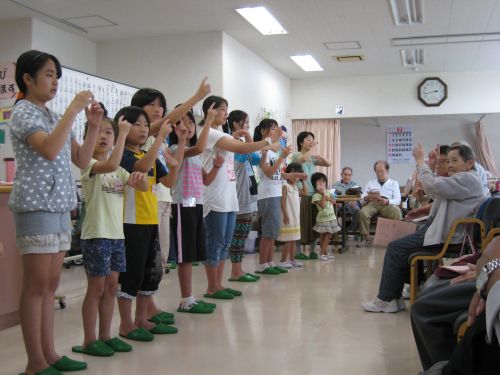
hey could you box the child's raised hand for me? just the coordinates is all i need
[195,77,212,100]
[205,103,217,125]
[117,115,132,135]
[281,145,292,158]
[158,118,173,140]
[213,151,224,169]
[71,90,94,113]
[174,122,188,141]
[84,101,103,129]
[129,171,148,186]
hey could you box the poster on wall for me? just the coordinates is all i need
[387,126,414,164]
[0,62,17,100]
[48,67,138,143]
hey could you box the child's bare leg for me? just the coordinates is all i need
[82,275,105,345]
[98,272,119,341]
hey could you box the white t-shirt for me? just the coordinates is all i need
[200,128,239,217]
[257,150,282,200]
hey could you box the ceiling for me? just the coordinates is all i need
[2,0,500,79]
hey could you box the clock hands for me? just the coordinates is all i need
[424,89,440,95]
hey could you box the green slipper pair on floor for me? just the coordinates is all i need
[273,266,288,273]
[295,252,310,260]
[255,267,280,275]
[203,287,241,300]
[177,300,215,314]
[149,322,178,335]
[148,311,175,325]
[120,327,154,342]
[228,273,259,282]
[72,337,132,357]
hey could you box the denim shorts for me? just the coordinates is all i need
[17,231,72,255]
[203,211,236,267]
[258,197,281,238]
[81,238,126,277]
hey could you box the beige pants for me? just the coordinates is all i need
[358,202,402,236]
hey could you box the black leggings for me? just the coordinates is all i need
[119,224,163,298]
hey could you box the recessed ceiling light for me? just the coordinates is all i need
[388,0,424,26]
[236,7,287,35]
[400,49,424,68]
[290,55,323,72]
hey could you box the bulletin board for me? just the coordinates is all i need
[48,67,138,143]
[386,126,414,164]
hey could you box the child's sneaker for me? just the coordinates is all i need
[289,260,303,267]
[319,255,329,261]
[277,261,293,269]
[327,254,336,260]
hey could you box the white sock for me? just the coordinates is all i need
[256,263,268,272]
[181,296,196,307]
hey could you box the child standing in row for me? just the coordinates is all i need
[73,112,149,357]
[169,105,220,313]
[116,106,181,341]
[311,172,341,261]
[254,119,292,275]
[10,50,103,375]
[277,163,307,268]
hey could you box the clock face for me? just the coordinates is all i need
[418,78,447,106]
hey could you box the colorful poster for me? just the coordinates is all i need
[0,62,17,100]
[387,126,413,164]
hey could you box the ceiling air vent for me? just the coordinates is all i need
[334,56,364,63]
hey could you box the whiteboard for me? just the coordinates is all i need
[48,67,138,143]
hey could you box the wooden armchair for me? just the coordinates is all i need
[409,218,486,304]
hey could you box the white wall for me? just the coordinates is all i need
[97,32,223,112]
[338,113,500,188]
[291,71,500,119]
[222,33,291,129]
[31,18,96,74]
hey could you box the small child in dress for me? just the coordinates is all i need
[311,172,341,261]
[277,163,307,268]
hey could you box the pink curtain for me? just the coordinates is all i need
[475,121,499,177]
[291,119,340,186]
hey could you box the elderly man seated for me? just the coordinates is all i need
[357,160,402,247]
[332,166,361,232]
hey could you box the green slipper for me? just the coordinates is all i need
[119,327,154,342]
[19,367,62,375]
[148,311,175,325]
[192,262,200,266]
[228,274,257,282]
[246,273,260,280]
[149,322,178,334]
[203,290,234,300]
[51,356,87,372]
[104,337,132,352]
[295,253,310,260]
[71,340,114,357]
[224,287,242,297]
[196,299,216,309]
[177,301,214,314]
[255,267,280,275]
[309,252,319,260]
[167,262,177,270]
[273,266,288,274]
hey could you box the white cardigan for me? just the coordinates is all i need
[417,164,487,246]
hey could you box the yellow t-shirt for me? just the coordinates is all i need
[121,148,168,224]
[80,159,130,239]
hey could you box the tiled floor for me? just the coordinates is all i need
[0,242,421,375]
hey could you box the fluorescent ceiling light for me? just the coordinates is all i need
[400,49,424,68]
[323,41,361,50]
[392,32,500,46]
[290,55,323,72]
[388,0,423,25]
[236,7,287,35]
